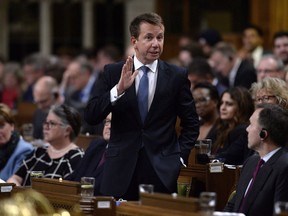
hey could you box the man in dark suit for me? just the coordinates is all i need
[61,59,102,135]
[85,12,199,200]
[209,42,257,89]
[32,76,60,139]
[224,104,288,216]
[67,113,111,195]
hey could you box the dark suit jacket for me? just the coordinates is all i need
[213,124,254,165]
[218,59,257,90]
[233,59,257,89]
[67,138,107,195]
[64,78,103,135]
[32,109,48,139]
[224,148,288,216]
[84,59,199,197]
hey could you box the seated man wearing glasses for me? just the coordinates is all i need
[7,104,84,186]
[256,54,285,82]
[32,76,61,140]
[67,113,111,196]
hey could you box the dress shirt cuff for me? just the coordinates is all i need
[180,157,187,167]
[110,85,125,104]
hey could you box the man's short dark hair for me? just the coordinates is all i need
[257,104,288,147]
[273,31,288,42]
[244,24,264,37]
[188,57,214,77]
[129,12,164,39]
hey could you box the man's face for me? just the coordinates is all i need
[23,64,40,85]
[273,36,288,64]
[256,58,283,81]
[102,113,111,141]
[66,62,88,91]
[246,109,262,151]
[131,22,164,65]
[33,87,54,110]
[242,28,262,51]
[209,51,233,77]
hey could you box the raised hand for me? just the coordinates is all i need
[116,56,138,95]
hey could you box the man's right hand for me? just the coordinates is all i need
[117,56,138,95]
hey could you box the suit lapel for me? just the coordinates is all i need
[145,60,170,123]
[234,155,259,210]
[243,149,284,212]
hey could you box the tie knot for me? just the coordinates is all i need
[256,159,265,168]
[142,66,149,74]
[259,159,265,165]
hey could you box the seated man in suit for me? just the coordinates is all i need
[32,76,60,139]
[67,113,111,195]
[60,58,103,135]
[209,42,257,89]
[224,104,288,216]
[256,54,285,82]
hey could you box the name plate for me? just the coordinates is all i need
[209,161,224,173]
[97,201,111,209]
[1,186,13,193]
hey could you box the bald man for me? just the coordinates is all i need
[32,76,60,139]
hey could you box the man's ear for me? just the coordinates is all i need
[131,36,137,46]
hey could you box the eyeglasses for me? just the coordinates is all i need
[194,96,211,105]
[34,98,51,105]
[256,69,277,74]
[43,121,65,129]
[103,119,111,127]
[254,95,277,103]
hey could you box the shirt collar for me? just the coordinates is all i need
[262,147,281,162]
[134,56,158,73]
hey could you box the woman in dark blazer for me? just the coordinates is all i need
[211,87,255,165]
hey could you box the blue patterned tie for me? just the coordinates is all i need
[138,66,149,123]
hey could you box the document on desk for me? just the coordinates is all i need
[214,211,245,216]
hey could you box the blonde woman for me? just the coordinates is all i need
[250,77,288,110]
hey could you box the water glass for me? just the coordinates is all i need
[177,182,191,197]
[199,139,212,155]
[80,177,95,201]
[30,171,44,186]
[199,192,217,216]
[139,184,154,194]
[275,201,288,216]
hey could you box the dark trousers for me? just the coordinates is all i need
[121,148,172,201]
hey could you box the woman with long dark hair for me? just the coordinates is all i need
[211,87,255,165]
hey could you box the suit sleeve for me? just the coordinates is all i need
[177,69,199,163]
[84,64,121,125]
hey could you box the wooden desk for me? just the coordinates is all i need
[206,165,241,210]
[141,192,199,212]
[179,164,241,211]
[180,165,206,197]
[117,192,202,216]
[117,202,204,216]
